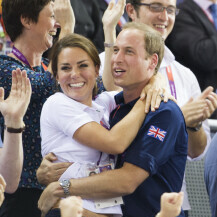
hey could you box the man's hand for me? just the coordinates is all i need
[157,192,184,217]
[0,68,31,128]
[38,181,63,217]
[60,196,83,217]
[36,153,72,186]
[0,174,6,206]
[102,0,126,30]
[181,86,217,127]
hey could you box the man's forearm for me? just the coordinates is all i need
[69,168,132,199]
[187,127,207,158]
[67,163,149,200]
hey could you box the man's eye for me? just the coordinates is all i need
[113,48,119,54]
[150,4,162,12]
[167,7,175,14]
[126,50,133,54]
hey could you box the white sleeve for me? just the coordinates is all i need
[99,51,105,76]
[95,91,117,114]
[41,94,95,138]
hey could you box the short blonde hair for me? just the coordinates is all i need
[123,22,165,73]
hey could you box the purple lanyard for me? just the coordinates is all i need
[12,46,47,71]
[166,66,177,100]
[96,153,115,166]
[12,46,32,68]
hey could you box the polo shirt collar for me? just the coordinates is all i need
[114,91,139,107]
[160,46,175,69]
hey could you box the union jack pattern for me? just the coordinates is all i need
[147,125,167,142]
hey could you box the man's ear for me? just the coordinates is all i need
[126,3,137,21]
[149,54,158,72]
[20,15,32,30]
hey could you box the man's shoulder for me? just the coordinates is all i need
[150,100,182,116]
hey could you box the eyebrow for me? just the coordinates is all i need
[59,60,88,65]
[77,60,88,64]
[151,1,176,8]
[113,46,134,49]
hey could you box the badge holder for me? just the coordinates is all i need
[85,162,123,209]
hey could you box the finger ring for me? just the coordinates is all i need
[159,93,164,99]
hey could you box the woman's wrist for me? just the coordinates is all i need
[4,118,24,129]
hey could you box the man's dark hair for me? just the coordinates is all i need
[2,0,51,42]
[126,0,141,21]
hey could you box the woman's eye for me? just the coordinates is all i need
[79,64,88,68]
[61,66,70,71]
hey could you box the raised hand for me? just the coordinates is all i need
[181,86,217,127]
[102,0,126,30]
[0,68,31,128]
[157,192,184,217]
[54,0,75,37]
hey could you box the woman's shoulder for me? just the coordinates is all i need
[45,92,85,109]
[0,55,23,71]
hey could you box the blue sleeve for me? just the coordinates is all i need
[204,133,217,216]
[125,101,187,176]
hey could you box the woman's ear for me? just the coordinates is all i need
[20,15,32,30]
[95,65,100,77]
[126,3,137,21]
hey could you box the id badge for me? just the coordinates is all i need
[85,163,99,177]
[94,163,123,209]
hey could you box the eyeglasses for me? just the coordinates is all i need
[134,3,180,16]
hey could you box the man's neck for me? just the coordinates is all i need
[123,87,143,104]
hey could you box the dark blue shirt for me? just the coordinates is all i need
[204,133,217,217]
[109,92,188,217]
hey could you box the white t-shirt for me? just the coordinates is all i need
[40,91,122,216]
[99,46,211,210]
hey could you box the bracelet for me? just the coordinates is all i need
[155,213,160,217]
[104,42,114,48]
[4,124,25,133]
[187,122,202,132]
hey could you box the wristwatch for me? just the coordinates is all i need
[187,122,202,132]
[59,179,71,197]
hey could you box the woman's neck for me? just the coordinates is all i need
[9,38,43,67]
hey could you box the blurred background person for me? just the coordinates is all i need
[166,0,217,119]
[204,133,217,217]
